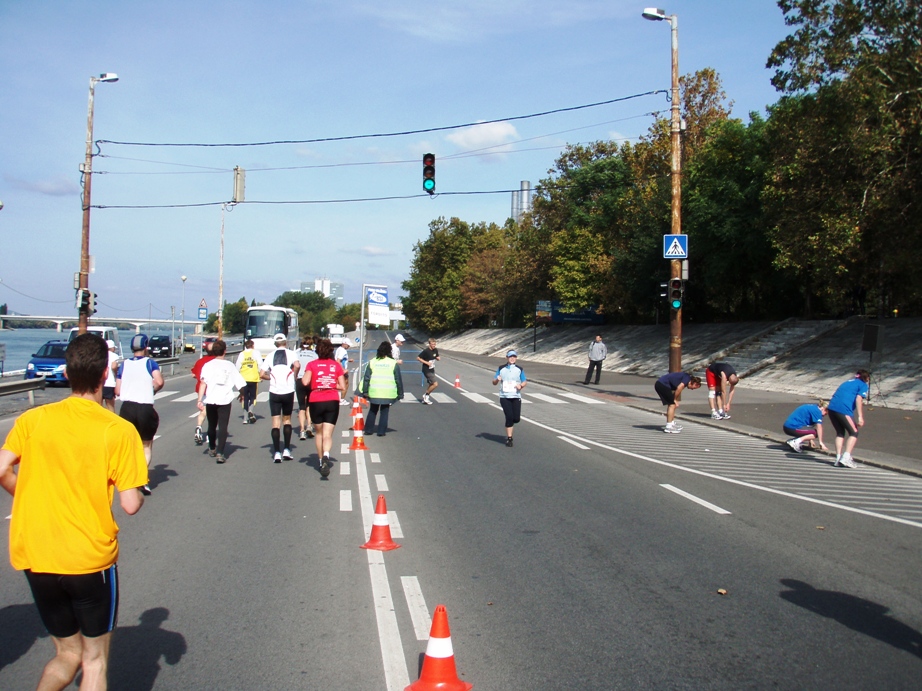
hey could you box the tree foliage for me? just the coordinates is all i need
[400,8,922,329]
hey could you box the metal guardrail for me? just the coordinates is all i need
[0,376,47,406]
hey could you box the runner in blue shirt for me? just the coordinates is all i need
[783,402,828,453]
[492,350,527,447]
[826,370,870,468]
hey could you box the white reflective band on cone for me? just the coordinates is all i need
[425,636,454,659]
[373,514,389,526]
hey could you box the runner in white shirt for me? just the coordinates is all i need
[197,340,247,463]
[259,334,301,462]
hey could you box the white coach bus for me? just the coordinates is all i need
[244,305,299,357]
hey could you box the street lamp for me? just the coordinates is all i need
[181,275,187,350]
[642,8,683,372]
[77,72,118,335]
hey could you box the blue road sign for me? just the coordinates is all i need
[663,234,688,259]
[198,307,207,320]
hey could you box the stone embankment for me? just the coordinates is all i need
[417,317,921,411]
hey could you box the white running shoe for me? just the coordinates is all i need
[786,439,802,453]
[663,424,681,434]
[720,411,731,420]
[711,411,723,420]
[839,453,858,468]
[282,448,293,461]
[273,451,282,464]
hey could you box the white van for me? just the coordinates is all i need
[68,327,123,358]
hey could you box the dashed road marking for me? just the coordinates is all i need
[661,484,732,515]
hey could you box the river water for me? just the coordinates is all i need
[0,327,196,375]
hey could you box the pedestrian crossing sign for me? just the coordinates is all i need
[663,234,688,259]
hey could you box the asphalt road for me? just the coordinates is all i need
[1,349,921,689]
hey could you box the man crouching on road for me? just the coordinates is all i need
[0,333,148,691]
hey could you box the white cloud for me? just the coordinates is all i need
[349,1,633,42]
[352,245,397,257]
[4,174,79,196]
[446,121,518,157]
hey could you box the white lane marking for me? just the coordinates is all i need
[154,390,179,400]
[256,391,269,402]
[558,435,590,450]
[340,490,352,511]
[367,550,411,689]
[428,392,456,403]
[342,430,351,438]
[661,484,732,515]
[188,412,199,419]
[356,450,410,689]
[559,392,605,404]
[530,392,567,404]
[153,434,161,441]
[341,443,351,455]
[173,393,198,402]
[340,462,351,476]
[375,474,388,491]
[388,511,403,538]
[401,576,431,641]
[509,409,922,529]
[461,392,492,404]
[370,453,381,464]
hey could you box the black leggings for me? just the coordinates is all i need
[500,397,522,428]
[206,403,232,454]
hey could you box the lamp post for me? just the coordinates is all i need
[643,7,683,372]
[181,275,187,350]
[78,73,118,335]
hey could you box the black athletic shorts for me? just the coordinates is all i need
[654,381,676,406]
[268,392,295,417]
[295,380,310,410]
[102,386,116,401]
[26,565,119,638]
[827,410,859,437]
[309,399,340,426]
[118,401,159,441]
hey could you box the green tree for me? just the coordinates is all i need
[766,0,922,315]
[402,217,480,332]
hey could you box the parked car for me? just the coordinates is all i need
[25,340,69,385]
[202,336,217,353]
[183,340,196,353]
[149,335,173,358]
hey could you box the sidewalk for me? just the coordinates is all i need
[442,350,922,478]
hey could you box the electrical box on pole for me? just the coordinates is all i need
[233,166,245,203]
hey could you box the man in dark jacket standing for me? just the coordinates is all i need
[583,334,608,385]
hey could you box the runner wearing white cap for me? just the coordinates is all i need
[391,334,405,364]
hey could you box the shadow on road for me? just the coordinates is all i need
[780,579,922,660]
[0,602,47,671]
[109,607,187,691]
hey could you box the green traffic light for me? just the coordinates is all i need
[671,299,682,310]
[423,178,435,192]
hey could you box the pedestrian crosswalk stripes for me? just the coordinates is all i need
[460,392,492,404]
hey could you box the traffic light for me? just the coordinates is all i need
[668,278,684,310]
[423,153,435,195]
[76,288,88,311]
[88,292,98,315]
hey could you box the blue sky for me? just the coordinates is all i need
[0,0,790,322]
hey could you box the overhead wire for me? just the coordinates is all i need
[96,91,666,149]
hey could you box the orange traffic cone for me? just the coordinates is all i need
[350,409,369,449]
[406,604,472,691]
[360,494,401,551]
[454,375,461,388]
[351,396,361,417]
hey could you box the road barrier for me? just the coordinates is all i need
[0,376,47,407]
